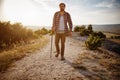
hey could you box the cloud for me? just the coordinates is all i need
[95,0,120,8]
[1,0,120,25]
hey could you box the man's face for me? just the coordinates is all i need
[59,5,65,11]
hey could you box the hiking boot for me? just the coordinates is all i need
[55,50,60,57]
[55,53,59,57]
[61,57,65,60]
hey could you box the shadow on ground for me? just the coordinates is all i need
[102,39,120,54]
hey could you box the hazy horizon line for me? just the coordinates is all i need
[25,23,120,27]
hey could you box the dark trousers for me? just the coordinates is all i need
[55,33,66,57]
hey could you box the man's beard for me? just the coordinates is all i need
[60,9,64,11]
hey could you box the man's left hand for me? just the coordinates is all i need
[69,31,72,36]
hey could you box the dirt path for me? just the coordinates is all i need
[0,36,87,80]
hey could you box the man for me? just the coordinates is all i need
[52,3,73,60]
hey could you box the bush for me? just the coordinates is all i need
[34,27,48,35]
[80,29,89,36]
[0,21,38,50]
[74,25,93,36]
[74,25,85,32]
[34,29,41,35]
[85,32,106,50]
[74,26,80,32]
[92,32,106,39]
[79,25,93,36]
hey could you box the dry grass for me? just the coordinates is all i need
[0,36,49,72]
[109,39,120,44]
[103,32,120,44]
[73,49,120,80]
[104,32,120,44]
[103,32,120,38]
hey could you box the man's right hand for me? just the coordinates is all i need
[52,27,55,32]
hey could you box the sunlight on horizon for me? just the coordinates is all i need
[2,0,50,26]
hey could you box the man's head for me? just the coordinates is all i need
[59,3,65,11]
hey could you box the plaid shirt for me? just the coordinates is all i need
[52,11,73,33]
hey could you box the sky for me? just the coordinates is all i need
[0,0,120,26]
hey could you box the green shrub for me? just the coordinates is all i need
[80,29,89,36]
[85,32,106,50]
[80,25,86,30]
[74,25,86,32]
[74,25,93,36]
[74,26,80,32]
[99,32,106,38]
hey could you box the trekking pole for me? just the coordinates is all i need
[50,31,53,58]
